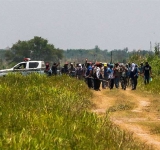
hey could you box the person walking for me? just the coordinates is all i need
[114,63,121,88]
[108,65,115,89]
[130,63,139,90]
[101,63,105,89]
[126,63,131,87]
[102,63,109,89]
[86,62,93,89]
[120,65,128,90]
[94,63,102,91]
[139,62,144,76]
[69,63,76,77]
[76,64,83,80]
[143,62,152,84]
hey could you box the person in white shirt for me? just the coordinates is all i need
[94,63,102,91]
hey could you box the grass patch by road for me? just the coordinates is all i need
[0,74,152,150]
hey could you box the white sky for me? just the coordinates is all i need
[0,0,160,51]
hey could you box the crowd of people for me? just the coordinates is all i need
[44,59,152,91]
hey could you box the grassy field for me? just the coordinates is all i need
[0,74,152,149]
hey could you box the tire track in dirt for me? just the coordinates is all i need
[91,88,160,150]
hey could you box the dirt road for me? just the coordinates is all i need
[91,87,160,150]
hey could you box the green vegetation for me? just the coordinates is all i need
[108,99,135,112]
[136,55,160,95]
[0,74,151,149]
[64,47,152,64]
[129,53,160,139]
[0,37,154,69]
[129,50,160,95]
[5,36,63,64]
[138,76,160,94]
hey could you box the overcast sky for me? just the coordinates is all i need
[1,0,160,51]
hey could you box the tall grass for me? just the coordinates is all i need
[138,76,160,94]
[0,74,151,149]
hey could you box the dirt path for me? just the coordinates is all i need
[91,87,160,150]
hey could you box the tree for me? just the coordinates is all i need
[5,36,63,63]
[154,43,159,56]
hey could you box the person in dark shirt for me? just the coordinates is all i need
[68,63,76,77]
[51,62,59,75]
[94,63,102,91]
[114,63,121,88]
[61,63,69,74]
[86,62,93,89]
[143,62,152,84]
[139,62,144,75]
[130,63,139,90]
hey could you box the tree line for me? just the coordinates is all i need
[0,36,158,68]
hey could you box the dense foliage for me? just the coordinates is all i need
[63,47,152,64]
[130,53,160,94]
[0,74,150,149]
[4,36,63,63]
[0,41,154,69]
